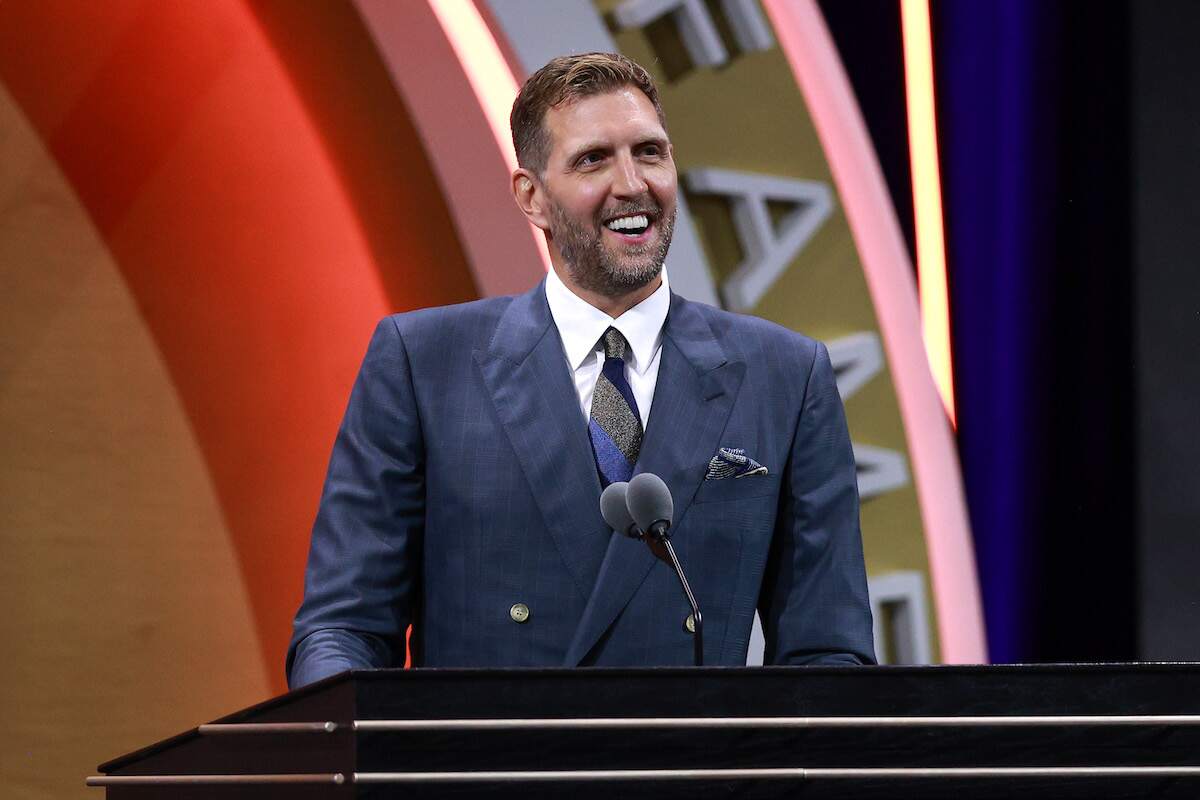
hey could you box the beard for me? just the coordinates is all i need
[545,193,677,298]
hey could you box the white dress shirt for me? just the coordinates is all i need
[544,267,669,429]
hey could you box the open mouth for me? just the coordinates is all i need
[603,213,653,240]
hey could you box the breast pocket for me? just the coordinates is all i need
[691,473,782,504]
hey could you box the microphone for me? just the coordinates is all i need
[624,473,704,666]
[626,473,673,542]
[600,482,641,539]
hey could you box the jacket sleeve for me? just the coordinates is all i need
[759,341,876,666]
[286,316,425,688]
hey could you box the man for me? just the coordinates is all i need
[287,53,874,688]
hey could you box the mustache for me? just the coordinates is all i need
[598,197,661,223]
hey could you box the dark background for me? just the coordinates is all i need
[820,0,1199,664]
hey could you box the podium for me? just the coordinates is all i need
[89,664,1200,798]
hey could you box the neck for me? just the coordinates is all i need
[551,264,662,318]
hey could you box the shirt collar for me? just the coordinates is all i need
[545,266,670,376]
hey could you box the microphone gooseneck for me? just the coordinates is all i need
[622,472,703,666]
[659,536,703,666]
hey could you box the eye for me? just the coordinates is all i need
[576,151,605,168]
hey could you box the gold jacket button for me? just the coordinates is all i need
[685,614,696,633]
[510,603,531,624]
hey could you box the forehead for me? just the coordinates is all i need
[543,87,667,157]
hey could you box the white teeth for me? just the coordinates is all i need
[605,214,649,232]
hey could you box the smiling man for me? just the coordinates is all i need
[287,53,875,688]
[510,60,676,317]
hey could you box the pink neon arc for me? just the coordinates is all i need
[426,0,552,272]
[901,0,956,427]
[762,0,986,663]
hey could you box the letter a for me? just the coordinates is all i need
[685,169,833,312]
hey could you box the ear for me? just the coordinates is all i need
[511,168,551,232]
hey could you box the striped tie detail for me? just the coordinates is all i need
[588,328,643,486]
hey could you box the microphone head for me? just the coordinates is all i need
[626,472,673,531]
[600,482,640,538]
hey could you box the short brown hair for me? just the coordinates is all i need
[510,52,667,174]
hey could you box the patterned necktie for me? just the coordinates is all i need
[588,327,643,486]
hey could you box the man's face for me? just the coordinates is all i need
[537,87,678,297]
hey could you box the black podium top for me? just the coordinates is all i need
[93,664,1200,799]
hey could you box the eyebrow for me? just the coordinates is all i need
[565,134,670,164]
[565,141,606,162]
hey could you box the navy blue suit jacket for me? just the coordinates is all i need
[287,281,874,687]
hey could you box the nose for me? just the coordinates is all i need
[612,152,648,198]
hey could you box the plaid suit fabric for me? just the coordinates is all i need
[588,328,643,486]
[287,281,876,687]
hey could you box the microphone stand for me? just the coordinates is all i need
[647,528,703,667]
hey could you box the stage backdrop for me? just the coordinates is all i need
[0,2,979,797]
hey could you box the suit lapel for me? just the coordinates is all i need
[475,281,608,599]
[564,293,745,665]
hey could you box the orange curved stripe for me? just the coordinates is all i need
[352,0,545,297]
[901,0,956,426]
[426,0,552,272]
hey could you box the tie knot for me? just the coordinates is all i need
[603,327,629,361]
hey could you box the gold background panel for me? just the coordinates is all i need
[603,1,938,660]
[0,87,268,799]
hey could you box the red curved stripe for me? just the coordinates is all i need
[0,0,476,690]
